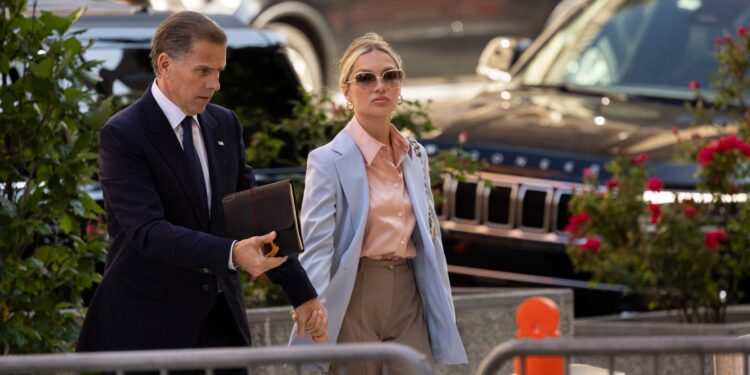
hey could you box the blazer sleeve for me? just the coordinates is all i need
[99,121,233,276]
[298,148,338,299]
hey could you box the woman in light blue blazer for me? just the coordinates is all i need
[289,33,467,374]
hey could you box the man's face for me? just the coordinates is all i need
[157,40,227,115]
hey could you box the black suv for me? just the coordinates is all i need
[75,11,301,125]
[423,0,749,315]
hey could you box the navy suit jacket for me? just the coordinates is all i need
[77,88,317,351]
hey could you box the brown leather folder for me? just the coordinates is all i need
[221,179,304,257]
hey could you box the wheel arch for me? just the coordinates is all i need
[252,2,337,86]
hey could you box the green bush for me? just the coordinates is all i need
[565,27,750,323]
[243,92,437,169]
[0,1,109,354]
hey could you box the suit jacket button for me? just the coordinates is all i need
[202,284,210,292]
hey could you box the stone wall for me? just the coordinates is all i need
[246,287,574,374]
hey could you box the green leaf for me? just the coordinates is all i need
[58,214,74,234]
[87,96,113,129]
[0,54,9,74]
[61,37,82,56]
[0,196,17,218]
[80,192,103,215]
[29,57,54,79]
[40,11,72,35]
[67,7,86,24]
[69,200,85,217]
[25,257,45,273]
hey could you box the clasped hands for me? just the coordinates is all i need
[292,298,329,343]
[232,231,328,343]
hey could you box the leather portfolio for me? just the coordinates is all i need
[221,179,304,257]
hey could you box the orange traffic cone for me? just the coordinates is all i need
[514,296,564,375]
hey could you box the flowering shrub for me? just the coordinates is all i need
[565,26,750,323]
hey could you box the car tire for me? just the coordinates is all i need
[266,22,323,95]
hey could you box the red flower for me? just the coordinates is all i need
[682,206,698,217]
[705,230,729,251]
[564,213,591,234]
[738,26,747,37]
[671,127,679,135]
[85,223,96,235]
[630,153,648,165]
[724,35,734,44]
[605,178,618,189]
[648,203,661,224]
[715,36,724,46]
[688,80,700,90]
[583,167,596,179]
[740,143,750,157]
[697,142,718,166]
[646,177,664,192]
[718,134,742,152]
[579,237,601,253]
[458,131,468,144]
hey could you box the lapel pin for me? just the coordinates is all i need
[217,141,224,147]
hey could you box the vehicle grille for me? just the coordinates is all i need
[454,182,479,220]
[519,187,549,230]
[487,185,512,225]
[440,173,577,244]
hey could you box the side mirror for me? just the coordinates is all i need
[476,37,531,82]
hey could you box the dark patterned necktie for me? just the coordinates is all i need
[181,116,208,215]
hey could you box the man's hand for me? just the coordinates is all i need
[293,298,328,343]
[232,231,287,277]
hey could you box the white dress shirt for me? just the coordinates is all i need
[151,82,237,271]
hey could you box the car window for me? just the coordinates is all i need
[521,0,750,99]
[84,42,301,123]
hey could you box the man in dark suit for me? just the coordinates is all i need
[77,11,327,353]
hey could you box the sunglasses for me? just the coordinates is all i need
[346,69,404,89]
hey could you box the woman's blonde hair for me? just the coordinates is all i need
[338,32,404,93]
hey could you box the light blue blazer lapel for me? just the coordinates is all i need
[331,128,369,268]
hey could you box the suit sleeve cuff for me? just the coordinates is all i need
[228,240,237,270]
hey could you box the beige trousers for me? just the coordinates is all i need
[328,258,433,375]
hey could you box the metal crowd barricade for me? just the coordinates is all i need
[476,336,750,375]
[0,342,432,375]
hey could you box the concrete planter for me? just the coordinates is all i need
[572,305,750,375]
[575,305,750,337]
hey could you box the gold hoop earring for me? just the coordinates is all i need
[347,101,354,111]
[398,95,404,104]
